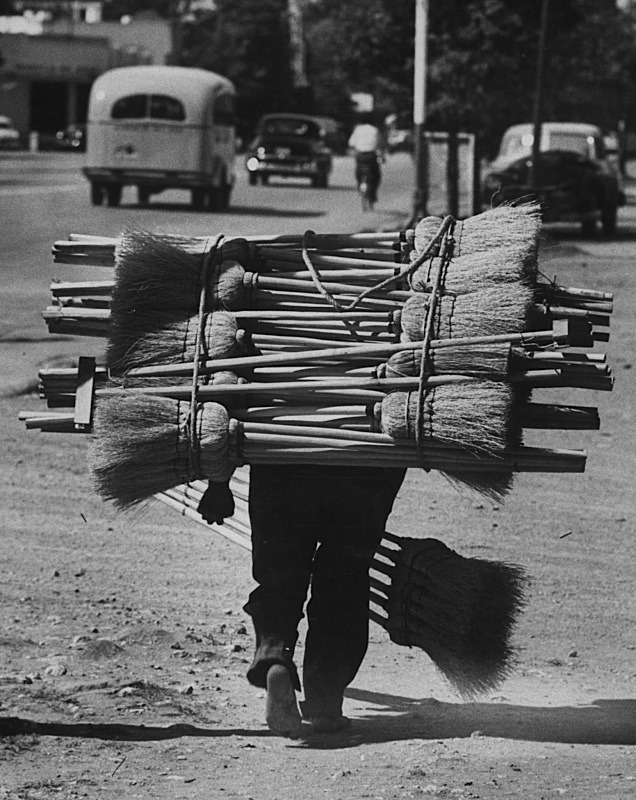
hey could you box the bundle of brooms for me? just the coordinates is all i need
[22,204,615,698]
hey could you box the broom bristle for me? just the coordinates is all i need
[399,284,533,342]
[107,310,240,373]
[112,229,247,314]
[89,393,233,508]
[410,245,534,295]
[381,537,529,698]
[413,203,541,280]
[382,343,511,379]
[380,381,514,456]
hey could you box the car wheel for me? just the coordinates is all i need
[601,201,617,236]
[137,186,151,206]
[260,174,269,186]
[314,171,328,189]
[248,172,258,186]
[90,183,105,206]
[581,218,597,237]
[191,188,206,210]
[106,184,122,207]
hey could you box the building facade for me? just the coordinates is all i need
[0,10,175,136]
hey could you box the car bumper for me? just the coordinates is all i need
[83,167,225,189]
[245,158,327,177]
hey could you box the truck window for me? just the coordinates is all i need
[112,94,148,119]
[150,94,185,121]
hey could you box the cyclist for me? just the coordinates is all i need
[348,114,386,206]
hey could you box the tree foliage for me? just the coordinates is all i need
[99,0,636,153]
[180,0,293,139]
[305,0,636,155]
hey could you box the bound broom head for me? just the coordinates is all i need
[379,342,511,379]
[399,283,534,342]
[112,229,248,314]
[379,381,514,457]
[380,536,529,699]
[455,202,541,278]
[106,309,241,374]
[413,203,541,280]
[409,245,533,296]
[89,392,234,509]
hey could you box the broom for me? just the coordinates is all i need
[370,533,528,699]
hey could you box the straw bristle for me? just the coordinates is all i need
[382,343,511,378]
[410,245,533,295]
[112,229,247,314]
[399,284,533,342]
[380,381,513,456]
[107,310,240,373]
[382,537,529,698]
[89,393,233,508]
[413,203,541,280]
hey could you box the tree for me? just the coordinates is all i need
[180,0,294,139]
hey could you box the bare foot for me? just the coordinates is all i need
[265,665,302,738]
[307,715,351,734]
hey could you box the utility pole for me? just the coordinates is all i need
[412,0,429,222]
[529,0,550,192]
[288,0,311,112]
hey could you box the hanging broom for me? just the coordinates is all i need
[156,477,529,700]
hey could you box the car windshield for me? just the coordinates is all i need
[261,117,322,139]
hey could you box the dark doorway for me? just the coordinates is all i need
[31,81,68,133]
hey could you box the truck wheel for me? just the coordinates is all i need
[260,174,269,186]
[248,173,258,186]
[581,217,597,237]
[208,177,231,212]
[106,184,122,207]
[601,201,617,236]
[191,188,206,210]
[90,183,105,206]
[137,186,151,206]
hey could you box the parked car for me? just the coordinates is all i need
[482,122,624,235]
[0,115,21,150]
[54,124,86,151]
[245,113,335,187]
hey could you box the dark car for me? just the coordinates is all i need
[245,113,335,188]
[54,124,86,151]
[482,122,623,235]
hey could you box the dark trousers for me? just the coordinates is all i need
[243,464,405,718]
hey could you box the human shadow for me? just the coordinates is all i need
[0,716,270,742]
[297,688,636,751]
[3,693,633,749]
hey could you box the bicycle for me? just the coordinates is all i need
[355,152,381,212]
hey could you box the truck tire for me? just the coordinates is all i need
[90,183,105,206]
[248,172,258,186]
[191,188,206,210]
[137,186,151,206]
[106,184,122,207]
[208,176,231,212]
[601,201,617,236]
